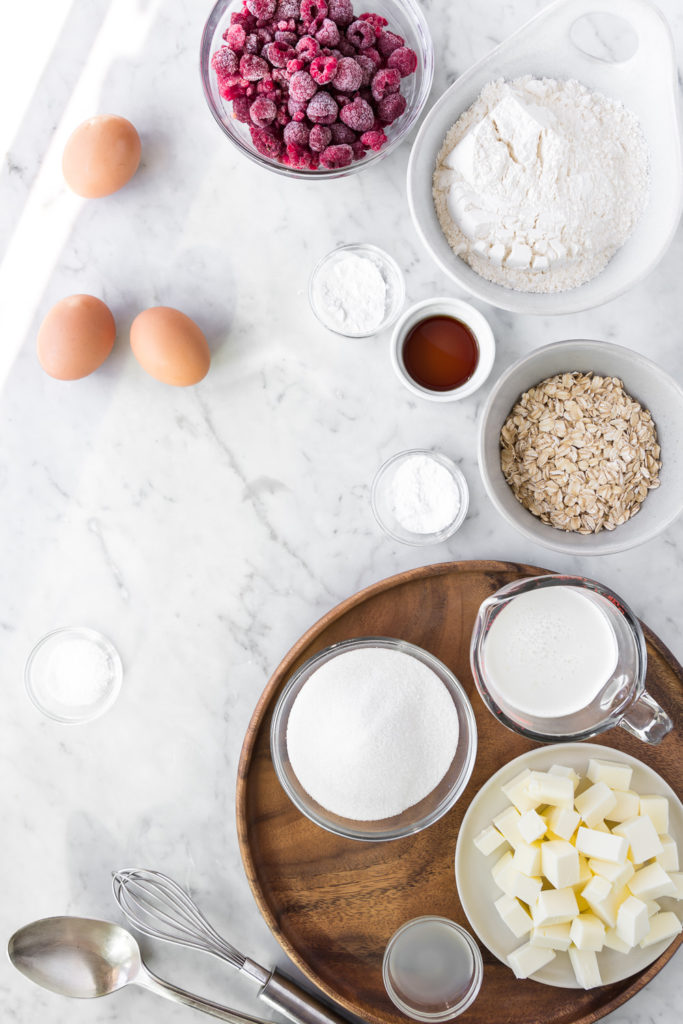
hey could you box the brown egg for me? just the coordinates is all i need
[130,307,211,386]
[37,295,116,380]
[62,115,141,198]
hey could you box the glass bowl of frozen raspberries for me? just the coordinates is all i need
[201,0,433,177]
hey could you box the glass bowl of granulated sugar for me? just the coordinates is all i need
[270,636,477,841]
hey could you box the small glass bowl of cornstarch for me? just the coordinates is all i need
[271,636,477,841]
[25,626,123,723]
[309,243,405,338]
[372,449,469,545]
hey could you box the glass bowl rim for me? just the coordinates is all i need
[308,243,406,338]
[270,635,477,841]
[371,449,470,545]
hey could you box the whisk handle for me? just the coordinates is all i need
[258,970,350,1024]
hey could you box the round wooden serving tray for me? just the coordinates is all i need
[237,561,683,1024]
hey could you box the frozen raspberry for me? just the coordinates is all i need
[355,54,376,86]
[232,96,252,122]
[276,0,301,18]
[360,128,387,151]
[257,77,276,92]
[295,35,320,61]
[218,75,248,100]
[250,126,283,158]
[315,18,340,46]
[283,121,310,146]
[376,91,406,123]
[286,57,305,73]
[332,56,362,91]
[246,0,277,18]
[346,19,375,49]
[211,47,239,78]
[257,27,275,43]
[306,91,338,124]
[276,107,290,125]
[240,54,270,80]
[245,33,260,53]
[228,11,255,29]
[301,0,328,26]
[285,143,316,168]
[319,143,353,168]
[376,30,403,57]
[329,122,355,144]
[371,67,400,101]
[310,54,338,84]
[272,67,289,83]
[361,46,381,67]
[359,12,387,33]
[386,46,417,77]
[333,93,352,107]
[308,124,332,150]
[263,41,295,66]
[275,30,297,44]
[337,37,356,56]
[328,0,353,27]
[351,140,367,160]
[289,70,317,100]
[250,96,277,126]
[225,24,247,51]
[339,96,373,131]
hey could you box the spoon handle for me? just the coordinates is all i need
[137,964,273,1024]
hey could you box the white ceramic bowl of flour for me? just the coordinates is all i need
[407,0,683,314]
[270,637,477,841]
[479,339,683,555]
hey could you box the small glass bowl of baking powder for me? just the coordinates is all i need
[372,449,469,545]
[25,626,123,723]
[309,243,405,338]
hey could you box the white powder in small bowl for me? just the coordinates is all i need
[285,647,460,821]
[311,252,387,335]
[390,454,462,534]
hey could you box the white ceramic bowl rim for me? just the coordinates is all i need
[390,297,495,402]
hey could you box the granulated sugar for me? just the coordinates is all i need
[286,647,459,820]
[433,76,649,293]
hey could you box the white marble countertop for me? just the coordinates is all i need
[2,0,682,1021]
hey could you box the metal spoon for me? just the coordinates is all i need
[8,916,272,1024]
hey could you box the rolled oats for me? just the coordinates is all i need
[499,372,661,534]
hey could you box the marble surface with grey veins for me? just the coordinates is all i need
[1,0,682,1021]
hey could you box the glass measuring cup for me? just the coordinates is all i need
[470,575,672,745]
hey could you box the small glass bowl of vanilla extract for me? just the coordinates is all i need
[391,298,495,401]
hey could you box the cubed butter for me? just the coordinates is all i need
[547,804,580,842]
[575,782,617,827]
[494,894,533,938]
[526,771,573,807]
[613,815,663,863]
[492,850,513,887]
[519,809,547,844]
[605,789,640,824]
[507,941,556,979]
[568,947,602,989]
[541,839,580,888]
[532,886,579,926]
[512,841,542,878]
[494,806,525,850]
[628,862,676,900]
[656,834,679,873]
[639,911,682,948]
[530,923,572,951]
[581,875,625,928]
[668,873,683,900]
[639,795,669,835]
[473,824,507,856]
[645,900,661,917]
[587,858,634,889]
[603,927,632,953]
[570,913,605,951]
[616,895,650,947]
[548,764,580,790]
[502,769,540,813]
[587,759,633,791]
[576,827,628,863]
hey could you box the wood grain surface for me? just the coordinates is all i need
[236,561,682,1024]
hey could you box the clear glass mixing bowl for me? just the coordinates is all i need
[200,0,434,179]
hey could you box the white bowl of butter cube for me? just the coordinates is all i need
[455,743,682,988]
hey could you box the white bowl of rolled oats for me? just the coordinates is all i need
[479,339,683,554]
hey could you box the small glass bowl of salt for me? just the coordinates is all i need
[309,243,405,338]
[372,449,469,546]
[25,626,123,724]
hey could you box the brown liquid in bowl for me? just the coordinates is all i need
[402,316,479,391]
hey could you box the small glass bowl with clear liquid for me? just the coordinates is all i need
[383,916,483,1021]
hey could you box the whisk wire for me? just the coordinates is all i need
[112,869,246,970]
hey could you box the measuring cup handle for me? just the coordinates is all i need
[618,689,673,745]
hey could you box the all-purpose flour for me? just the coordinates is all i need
[433,76,649,293]
[286,647,459,820]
